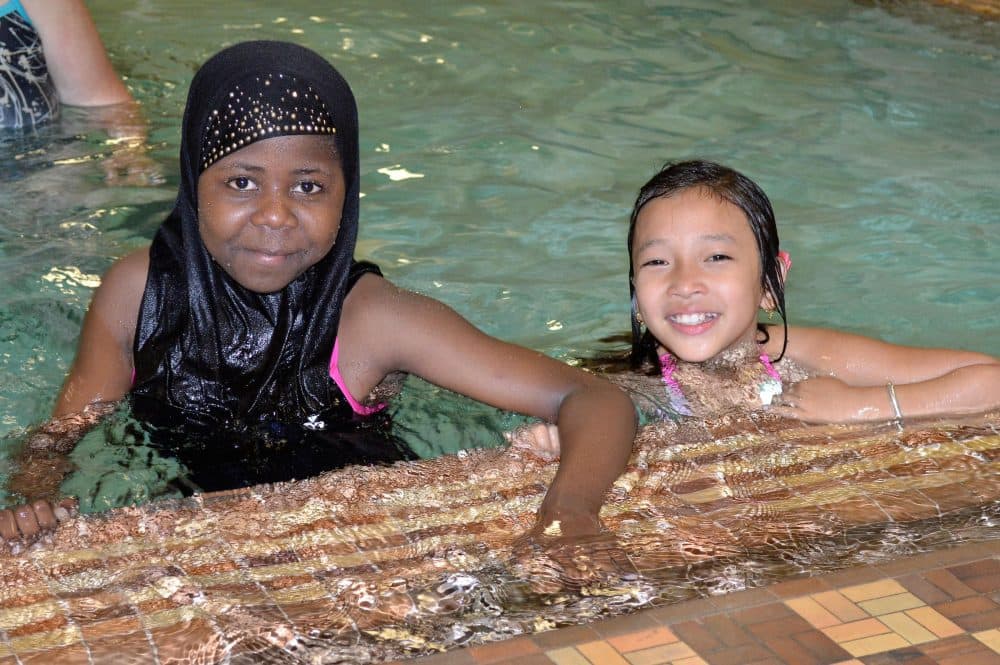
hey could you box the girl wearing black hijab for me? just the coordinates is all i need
[2,41,636,545]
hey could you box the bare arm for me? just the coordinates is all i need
[1,248,146,543]
[770,325,1000,422]
[338,275,637,537]
[22,0,133,107]
[54,247,148,417]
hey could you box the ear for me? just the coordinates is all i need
[760,250,791,311]
[778,250,792,275]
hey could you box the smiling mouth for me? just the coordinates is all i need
[669,312,718,325]
[243,248,301,266]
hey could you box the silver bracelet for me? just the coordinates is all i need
[886,381,903,427]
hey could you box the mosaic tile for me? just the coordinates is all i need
[906,605,965,638]
[879,610,938,644]
[625,640,698,664]
[576,640,630,665]
[839,631,911,657]
[971,628,1000,653]
[546,647,591,665]
[606,626,678,652]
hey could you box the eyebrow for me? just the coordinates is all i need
[219,162,331,176]
[635,233,737,253]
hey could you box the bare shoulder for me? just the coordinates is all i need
[342,272,448,330]
[91,246,150,344]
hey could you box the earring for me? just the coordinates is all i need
[767,309,777,321]
[636,312,644,326]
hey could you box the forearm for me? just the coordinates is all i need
[7,406,108,501]
[539,384,636,524]
[24,0,133,107]
[891,363,1000,420]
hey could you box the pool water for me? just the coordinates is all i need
[0,0,997,509]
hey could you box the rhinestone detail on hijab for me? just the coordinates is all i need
[200,73,336,173]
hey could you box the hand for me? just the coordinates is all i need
[769,376,885,423]
[512,508,636,593]
[510,500,637,592]
[504,422,561,461]
[101,139,164,187]
[0,498,77,545]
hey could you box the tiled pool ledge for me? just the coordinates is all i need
[398,539,1000,665]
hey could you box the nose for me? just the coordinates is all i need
[668,260,705,297]
[251,188,297,229]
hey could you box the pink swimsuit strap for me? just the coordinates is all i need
[759,352,782,382]
[330,337,386,415]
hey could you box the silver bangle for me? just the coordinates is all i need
[886,382,903,426]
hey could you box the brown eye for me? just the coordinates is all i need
[293,180,323,194]
[227,176,255,191]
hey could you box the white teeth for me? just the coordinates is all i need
[670,312,716,325]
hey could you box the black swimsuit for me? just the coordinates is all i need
[0,1,58,130]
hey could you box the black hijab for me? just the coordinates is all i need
[132,41,364,428]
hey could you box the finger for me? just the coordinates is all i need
[31,500,58,531]
[768,405,800,420]
[14,506,40,539]
[0,509,18,541]
[54,497,79,522]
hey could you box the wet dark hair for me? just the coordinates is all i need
[626,159,788,372]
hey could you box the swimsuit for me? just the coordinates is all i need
[0,0,58,130]
[132,261,414,494]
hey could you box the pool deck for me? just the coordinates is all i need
[395,539,1000,665]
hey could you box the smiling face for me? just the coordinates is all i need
[631,187,770,364]
[197,134,345,293]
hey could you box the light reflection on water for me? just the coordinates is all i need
[1,1,997,440]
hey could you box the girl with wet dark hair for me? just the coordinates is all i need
[513,159,999,456]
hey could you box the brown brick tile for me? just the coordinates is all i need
[499,656,555,665]
[589,611,661,639]
[767,576,832,599]
[899,572,958,605]
[701,615,754,647]
[937,650,1000,665]
[701,643,777,664]
[710,586,780,612]
[949,559,1000,583]
[762,636,825,665]
[732,601,795,627]
[743,613,815,642]
[924,568,979,601]
[467,636,541,664]
[819,565,886,589]
[951,609,1000,632]
[917,634,993,661]
[531,624,602,649]
[672,620,724,653]
[792,628,853,663]
[949,565,1000,595]
[934,596,1000,631]
[934,595,999,617]
[862,648,937,664]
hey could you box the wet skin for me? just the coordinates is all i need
[630,187,772,364]
[198,134,345,294]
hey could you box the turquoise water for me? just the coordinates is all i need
[0,1,997,506]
